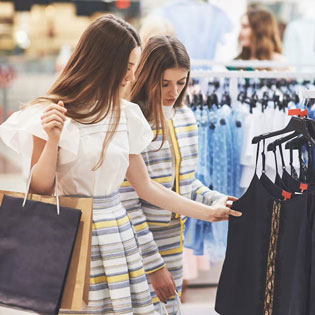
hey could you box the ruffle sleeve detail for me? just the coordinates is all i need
[122,99,153,154]
[0,103,80,176]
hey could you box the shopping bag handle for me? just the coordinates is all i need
[158,291,184,314]
[22,164,60,215]
[158,301,169,314]
[175,291,184,314]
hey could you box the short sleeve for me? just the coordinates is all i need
[121,99,153,154]
[0,103,80,176]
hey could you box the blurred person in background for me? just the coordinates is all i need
[237,5,284,61]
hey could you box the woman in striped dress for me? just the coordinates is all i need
[0,17,241,315]
[120,36,237,314]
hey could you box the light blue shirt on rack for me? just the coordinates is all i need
[154,0,232,60]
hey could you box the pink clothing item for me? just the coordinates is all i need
[183,248,210,280]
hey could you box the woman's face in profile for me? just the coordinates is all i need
[239,14,252,48]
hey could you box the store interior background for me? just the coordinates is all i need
[0,0,314,314]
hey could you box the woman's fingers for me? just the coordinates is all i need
[43,103,67,114]
[43,121,63,131]
[228,209,242,217]
[42,108,66,121]
[41,113,65,125]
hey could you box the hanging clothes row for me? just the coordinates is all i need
[216,109,315,314]
[184,75,315,266]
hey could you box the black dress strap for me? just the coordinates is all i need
[262,139,266,174]
[273,149,279,176]
[290,146,299,180]
[255,141,260,174]
[278,144,286,170]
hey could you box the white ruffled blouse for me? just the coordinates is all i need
[0,99,153,196]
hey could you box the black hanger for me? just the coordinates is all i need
[185,94,191,107]
[267,131,298,152]
[285,135,307,150]
[252,117,315,146]
[237,91,255,114]
[198,91,204,109]
[191,92,198,110]
[220,91,231,107]
[209,91,219,108]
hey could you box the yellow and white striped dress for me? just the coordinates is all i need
[120,106,224,313]
[0,100,155,315]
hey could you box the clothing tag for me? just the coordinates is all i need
[281,190,292,200]
[163,105,175,120]
[288,109,300,116]
[300,183,308,192]
[299,109,308,118]
[288,108,308,118]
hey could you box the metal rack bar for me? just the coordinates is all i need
[191,70,315,79]
[191,59,315,69]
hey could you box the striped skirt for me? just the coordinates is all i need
[59,191,154,315]
[148,216,185,314]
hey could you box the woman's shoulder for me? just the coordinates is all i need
[121,98,141,110]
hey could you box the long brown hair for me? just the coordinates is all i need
[237,7,282,60]
[130,35,190,147]
[33,14,140,169]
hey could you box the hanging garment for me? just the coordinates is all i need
[154,0,232,60]
[273,144,315,315]
[215,142,310,315]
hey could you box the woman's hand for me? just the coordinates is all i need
[41,101,67,142]
[214,195,238,208]
[30,101,66,194]
[148,267,176,303]
[208,204,242,222]
[208,196,241,222]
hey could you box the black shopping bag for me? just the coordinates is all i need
[0,195,81,315]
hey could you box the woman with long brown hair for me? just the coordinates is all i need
[120,35,236,313]
[0,15,241,315]
[237,6,283,61]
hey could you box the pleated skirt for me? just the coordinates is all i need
[59,191,155,315]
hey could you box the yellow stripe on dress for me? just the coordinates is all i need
[134,222,149,232]
[94,215,129,229]
[179,171,194,181]
[195,186,209,194]
[121,176,173,187]
[175,125,198,133]
[91,269,145,285]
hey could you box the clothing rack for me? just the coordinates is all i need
[190,69,315,105]
[190,69,315,79]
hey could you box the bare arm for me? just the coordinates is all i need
[29,101,67,194]
[126,154,242,222]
